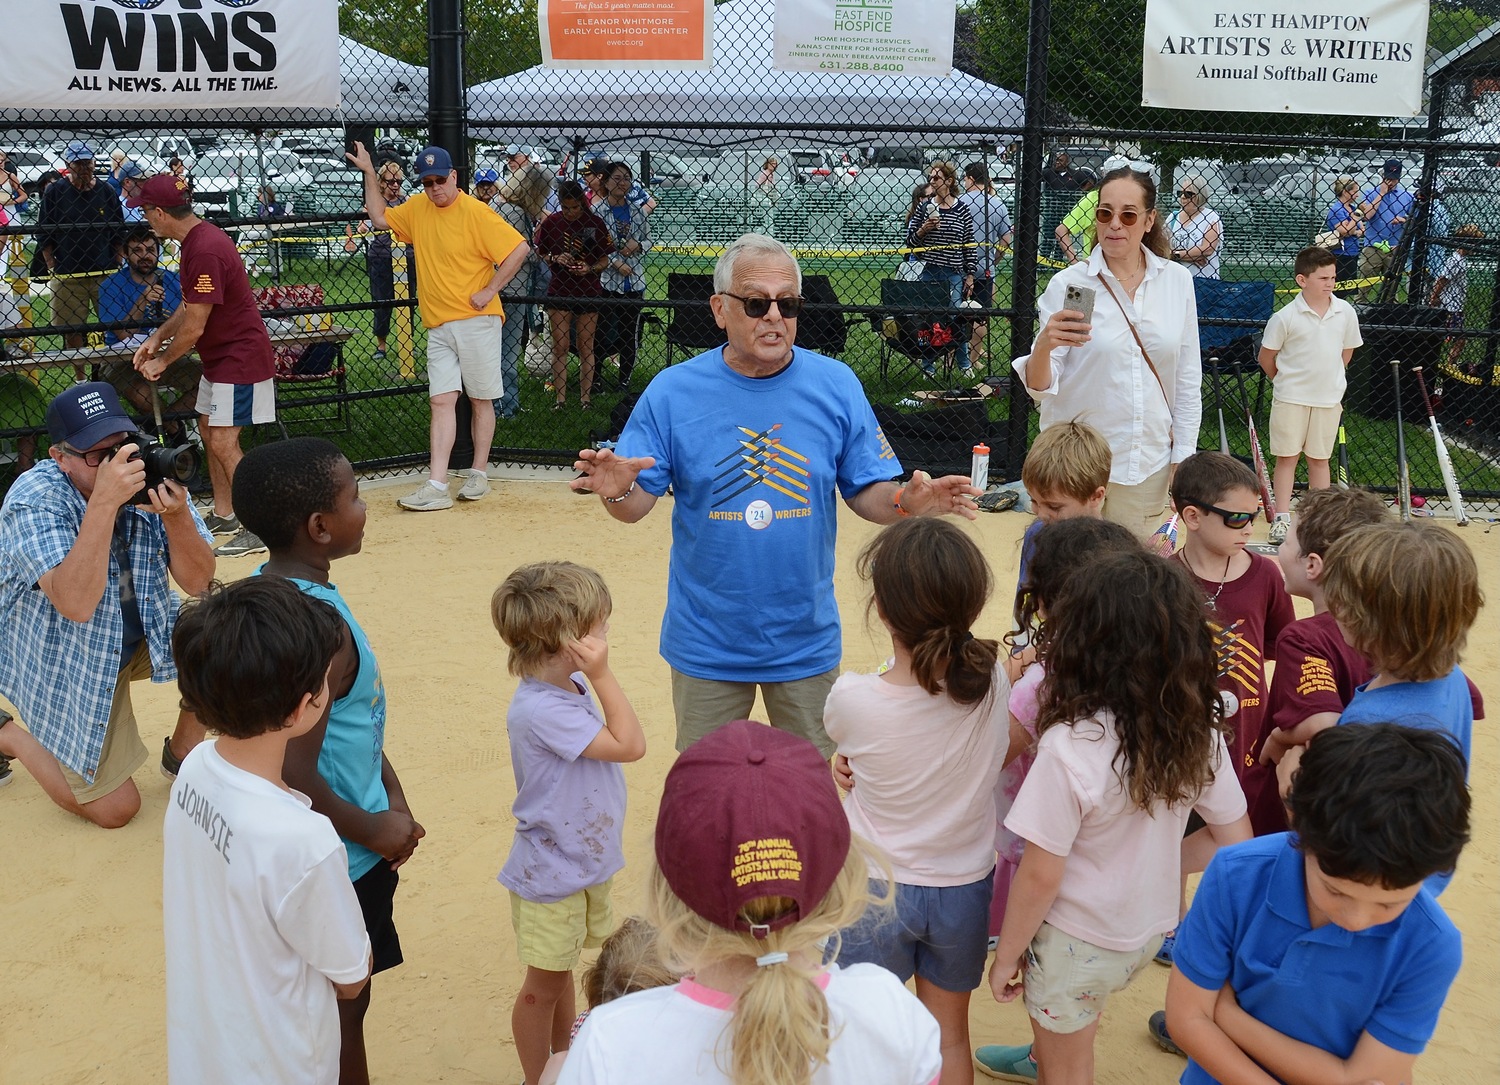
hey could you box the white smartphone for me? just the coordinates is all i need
[1063,283,1096,323]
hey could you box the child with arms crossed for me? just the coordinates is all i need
[1168,723,1469,1085]
[827,517,1014,1085]
[492,562,646,1085]
[989,550,1251,1085]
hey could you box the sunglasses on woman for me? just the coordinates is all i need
[723,293,803,319]
[1193,502,1257,529]
[1094,207,1141,226]
[1178,190,1198,199]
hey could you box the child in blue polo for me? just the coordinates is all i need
[1166,723,1468,1085]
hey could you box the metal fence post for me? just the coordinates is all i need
[429,0,469,185]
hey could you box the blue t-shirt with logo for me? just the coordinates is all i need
[619,346,900,682]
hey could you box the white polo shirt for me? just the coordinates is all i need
[1262,292,1363,407]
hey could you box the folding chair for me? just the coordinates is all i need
[1195,279,1274,448]
[254,284,348,431]
[639,273,725,368]
[796,274,862,357]
[870,279,959,379]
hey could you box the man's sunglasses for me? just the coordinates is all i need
[420,175,449,188]
[1094,207,1142,225]
[64,438,133,468]
[1193,502,1257,529]
[723,293,803,319]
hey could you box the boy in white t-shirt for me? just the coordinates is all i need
[164,577,372,1085]
[1258,246,1363,545]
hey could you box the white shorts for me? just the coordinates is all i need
[196,377,276,427]
[1269,401,1341,460]
[428,314,503,400]
[1022,921,1163,1034]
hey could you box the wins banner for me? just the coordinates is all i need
[1142,0,1429,117]
[0,0,340,110]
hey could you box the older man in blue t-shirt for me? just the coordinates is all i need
[570,233,981,755]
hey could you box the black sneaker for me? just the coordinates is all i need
[201,512,241,536]
[160,736,182,780]
[215,528,268,558]
[0,710,13,788]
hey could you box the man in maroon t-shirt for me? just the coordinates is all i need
[130,174,275,558]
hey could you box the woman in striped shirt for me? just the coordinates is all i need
[907,160,978,377]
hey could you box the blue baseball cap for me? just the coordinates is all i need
[414,146,454,180]
[46,382,139,450]
[64,140,95,163]
[474,167,500,185]
[118,161,145,179]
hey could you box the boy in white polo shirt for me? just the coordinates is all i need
[1258,247,1362,545]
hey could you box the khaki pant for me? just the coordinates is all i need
[61,643,152,802]
[1102,463,1172,538]
[671,666,839,757]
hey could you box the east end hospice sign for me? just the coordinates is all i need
[1142,0,1429,117]
[0,0,340,110]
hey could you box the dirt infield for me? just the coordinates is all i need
[3,474,1496,1084]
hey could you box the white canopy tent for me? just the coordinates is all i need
[467,0,1023,150]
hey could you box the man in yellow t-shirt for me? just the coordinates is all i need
[347,143,530,511]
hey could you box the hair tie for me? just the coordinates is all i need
[961,631,974,643]
[755,951,789,968]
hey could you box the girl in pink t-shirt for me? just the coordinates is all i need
[991,519,1144,941]
[988,549,1251,1085]
[825,518,1018,1085]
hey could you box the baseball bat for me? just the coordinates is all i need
[1234,373,1276,524]
[1209,358,1230,454]
[1335,421,1351,489]
[1412,366,1469,525]
[1390,359,1412,523]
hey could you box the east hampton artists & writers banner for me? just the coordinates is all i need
[1141,0,1429,116]
[0,0,340,111]
[775,0,955,78]
[539,0,713,69]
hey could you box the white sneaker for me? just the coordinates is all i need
[1268,513,1291,546]
[399,482,453,511]
[458,470,491,501]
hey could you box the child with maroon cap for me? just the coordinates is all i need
[558,720,941,1085]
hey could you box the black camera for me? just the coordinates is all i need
[114,436,203,505]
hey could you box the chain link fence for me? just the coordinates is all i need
[4,0,1500,509]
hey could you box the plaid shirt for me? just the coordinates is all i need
[0,462,211,782]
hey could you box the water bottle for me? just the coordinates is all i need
[970,442,990,491]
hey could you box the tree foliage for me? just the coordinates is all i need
[340,0,541,84]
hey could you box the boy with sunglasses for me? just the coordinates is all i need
[1257,246,1362,545]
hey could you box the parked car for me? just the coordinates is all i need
[189,147,318,218]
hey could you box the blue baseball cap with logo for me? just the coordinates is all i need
[415,146,454,180]
[46,382,139,450]
[474,167,500,185]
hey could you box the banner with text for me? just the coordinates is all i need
[1142,0,1429,116]
[539,0,713,69]
[774,0,955,78]
[0,0,340,111]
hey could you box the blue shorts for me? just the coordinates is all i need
[838,872,994,992]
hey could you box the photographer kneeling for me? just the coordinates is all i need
[0,383,214,827]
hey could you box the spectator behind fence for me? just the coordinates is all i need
[348,142,530,512]
[1169,173,1223,279]
[1323,176,1364,286]
[1016,163,1202,536]
[38,141,125,350]
[1357,159,1414,300]
[598,162,651,394]
[129,174,277,559]
[0,382,213,827]
[1053,167,1100,264]
[906,160,978,378]
[116,162,147,223]
[537,180,614,411]
[960,161,1014,370]
[571,233,980,757]
[1429,222,1483,372]
[344,160,414,365]
[473,168,501,209]
[98,227,200,419]
[495,165,551,419]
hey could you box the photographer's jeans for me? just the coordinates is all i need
[496,303,528,418]
[919,266,969,372]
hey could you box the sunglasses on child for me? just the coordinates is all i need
[1192,502,1258,529]
[1094,207,1144,226]
[722,293,804,319]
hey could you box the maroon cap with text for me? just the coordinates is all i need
[127,173,192,209]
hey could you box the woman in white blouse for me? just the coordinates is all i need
[1168,173,1223,279]
[1013,165,1201,535]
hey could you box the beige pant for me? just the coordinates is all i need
[61,643,152,802]
[1102,463,1172,538]
[671,666,840,757]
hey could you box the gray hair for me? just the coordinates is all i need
[713,233,801,294]
[1179,173,1210,204]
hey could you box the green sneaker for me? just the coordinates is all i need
[975,1043,1036,1082]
